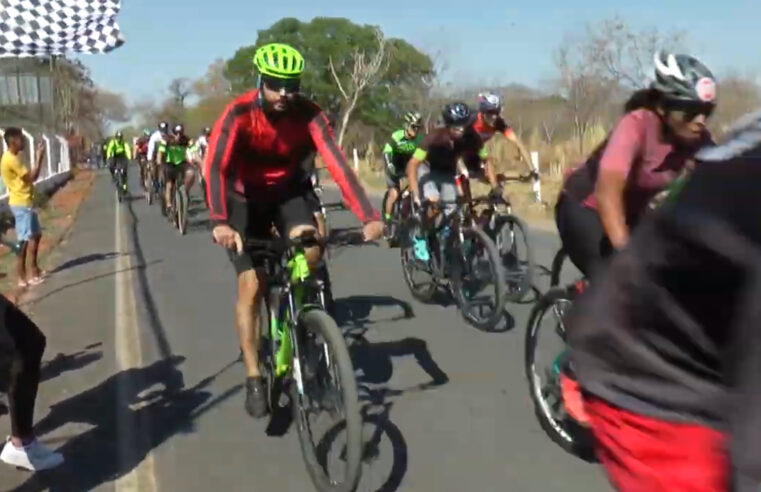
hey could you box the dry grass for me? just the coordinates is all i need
[321,126,606,224]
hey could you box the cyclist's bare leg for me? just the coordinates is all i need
[385,186,399,217]
[184,167,195,191]
[164,172,175,211]
[237,269,266,378]
[314,212,326,239]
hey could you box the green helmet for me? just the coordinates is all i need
[253,43,305,79]
[143,128,151,136]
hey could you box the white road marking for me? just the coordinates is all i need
[114,196,158,492]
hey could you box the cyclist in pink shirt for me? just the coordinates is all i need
[557,52,717,278]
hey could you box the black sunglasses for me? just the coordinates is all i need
[666,101,715,121]
[263,77,301,94]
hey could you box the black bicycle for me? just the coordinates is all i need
[114,159,128,203]
[525,248,594,459]
[243,235,362,491]
[381,180,412,248]
[400,197,506,331]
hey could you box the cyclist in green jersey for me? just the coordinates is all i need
[160,124,193,217]
[383,112,424,225]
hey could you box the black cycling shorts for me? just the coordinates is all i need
[226,187,316,274]
[164,162,188,183]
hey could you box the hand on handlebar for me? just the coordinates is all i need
[212,224,243,254]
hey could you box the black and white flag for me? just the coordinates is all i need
[0,0,124,57]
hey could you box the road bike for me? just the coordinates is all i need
[114,158,128,203]
[400,197,506,331]
[243,235,362,492]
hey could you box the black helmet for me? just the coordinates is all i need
[651,52,717,104]
[158,121,169,133]
[203,127,211,136]
[115,131,123,139]
[173,124,184,135]
[442,102,474,127]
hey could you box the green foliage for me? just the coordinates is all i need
[224,17,435,142]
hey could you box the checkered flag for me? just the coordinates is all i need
[0,0,125,57]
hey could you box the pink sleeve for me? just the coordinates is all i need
[599,112,645,176]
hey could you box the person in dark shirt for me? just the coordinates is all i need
[567,111,761,492]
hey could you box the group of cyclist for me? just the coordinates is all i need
[100,40,760,490]
[103,121,211,217]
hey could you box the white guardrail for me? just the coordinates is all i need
[0,127,72,200]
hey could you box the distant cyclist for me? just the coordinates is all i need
[106,131,131,192]
[134,129,151,187]
[464,91,537,200]
[556,52,716,278]
[382,111,423,239]
[161,124,193,217]
[407,102,485,259]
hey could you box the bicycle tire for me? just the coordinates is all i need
[493,215,534,303]
[524,287,594,459]
[450,225,506,331]
[400,227,437,302]
[292,310,362,492]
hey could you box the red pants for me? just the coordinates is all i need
[584,396,729,492]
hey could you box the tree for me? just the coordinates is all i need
[94,89,129,124]
[554,43,616,154]
[224,17,434,145]
[329,27,388,147]
[586,17,686,89]
[711,74,761,134]
[193,59,232,99]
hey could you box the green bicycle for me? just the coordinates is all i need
[243,235,362,492]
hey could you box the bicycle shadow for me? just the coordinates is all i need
[332,295,415,331]
[12,356,241,492]
[314,328,449,492]
[51,253,121,274]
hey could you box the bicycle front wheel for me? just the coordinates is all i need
[493,215,534,302]
[450,226,506,331]
[292,310,362,492]
[525,288,594,459]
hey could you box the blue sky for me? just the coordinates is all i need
[78,0,760,104]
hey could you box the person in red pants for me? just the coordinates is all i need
[0,294,63,471]
[566,110,761,492]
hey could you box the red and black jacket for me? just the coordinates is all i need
[204,90,378,225]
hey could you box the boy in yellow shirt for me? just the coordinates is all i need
[1,128,46,287]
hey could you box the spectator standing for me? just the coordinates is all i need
[0,129,47,288]
[0,292,63,470]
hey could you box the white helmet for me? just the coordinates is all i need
[477,92,502,113]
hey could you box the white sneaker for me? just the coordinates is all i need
[0,438,64,471]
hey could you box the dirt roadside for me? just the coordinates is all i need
[0,169,96,304]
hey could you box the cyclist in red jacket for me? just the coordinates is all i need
[205,43,382,418]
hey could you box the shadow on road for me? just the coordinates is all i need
[40,344,104,383]
[333,295,415,331]
[13,356,241,492]
[19,260,163,308]
[316,329,449,492]
[51,252,121,274]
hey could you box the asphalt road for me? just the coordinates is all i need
[1,169,611,491]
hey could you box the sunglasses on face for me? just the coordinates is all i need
[484,110,500,117]
[666,101,715,121]
[263,77,301,94]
